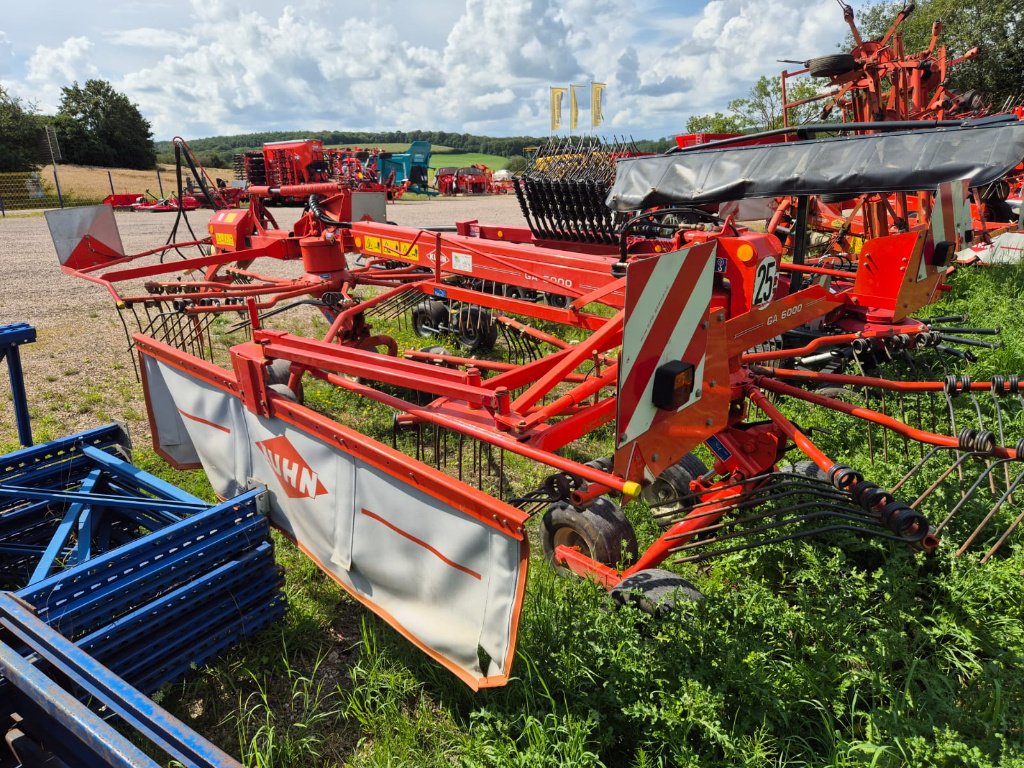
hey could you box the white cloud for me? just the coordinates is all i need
[105,28,198,50]
[22,36,98,111]
[1,0,856,139]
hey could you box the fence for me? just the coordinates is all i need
[0,165,183,215]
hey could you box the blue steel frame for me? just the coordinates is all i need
[0,322,36,447]
[0,592,243,768]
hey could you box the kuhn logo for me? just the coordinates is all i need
[255,436,327,499]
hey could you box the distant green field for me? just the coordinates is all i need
[324,143,454,153]
[429,152,508,171]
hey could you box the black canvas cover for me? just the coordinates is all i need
[606,122,1024,211]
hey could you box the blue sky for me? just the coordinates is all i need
[0,0,863,140]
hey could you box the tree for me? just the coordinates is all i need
[685,112,747,134]
[55,80,156,169]
[0,87,43,172]
[853,0,1022,110]
[686,75,827,136]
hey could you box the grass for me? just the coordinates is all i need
[427,153,510,185]
[4,255,1024,765]
[39,163,234,200]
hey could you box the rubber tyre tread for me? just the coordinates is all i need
[541,498,638,571]
[611,568,703,616]
[785,460,829,482]
[411,300,447,338]
[807,54,856,77]
[456,306,498,352]
[641,453,709,507]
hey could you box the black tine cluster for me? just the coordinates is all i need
[513,136,636,243]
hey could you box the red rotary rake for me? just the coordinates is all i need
[46,120,1024,687]
[774,0,1024,264]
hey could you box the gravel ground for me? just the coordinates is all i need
[0,195,526,447]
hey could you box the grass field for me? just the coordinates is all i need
[35,163,236,203]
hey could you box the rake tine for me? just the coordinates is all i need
[911,450,977,508]
[981,475,1024,563]
[892,444,945,493]
[933,455,1005,533]
[959,468,1024,558]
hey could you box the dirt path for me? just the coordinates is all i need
[0,195,526,448]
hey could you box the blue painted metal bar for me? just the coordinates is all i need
[0,641,157,767]
[29,467,102,585]
[0,485,208,513]
[20,490,267,623]
[81,444,207,504]
[0,322,36,448]
[0,592,243,767]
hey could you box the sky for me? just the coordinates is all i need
[0,0,863,141]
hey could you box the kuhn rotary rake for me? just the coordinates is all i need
[46,120,1024,687]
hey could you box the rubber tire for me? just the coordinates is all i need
[269,383,302,404]
[611,568,704,616]
[409,345,454,405]
[455,306,498,352]
[266,359,303,402]
[641,453,709,507]
[411,300,447,338]
[814,386,859,403]
[266,358,292,385]
[818,192,858,205]
[545,292,571,308]
[504,285,538,302]
[807,54,856,78]
[541,498,638,572]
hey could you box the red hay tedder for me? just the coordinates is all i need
[45,119,1024,688]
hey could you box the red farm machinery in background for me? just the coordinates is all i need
[434,164,509,196]
[45,119,1024,688]
[234,139,433,202]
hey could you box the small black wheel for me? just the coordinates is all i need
[818,192,858,205]
[814,386,859,403]
[641,454,708,519]
[545,292,571,308]
[411,300,447,338]
[266,359,303,402]
[504,285,536,302]
[455,306,498,352]
[408,345,455,405]
[584,456,614,473]
[269,383,302,404]
[807,53,856,78]
[611,568,703,616]
[541,498,638,572]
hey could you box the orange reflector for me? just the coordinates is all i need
[652,360,695,410]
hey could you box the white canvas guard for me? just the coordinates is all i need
[141,353,527,688]
[142,356,253,499]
